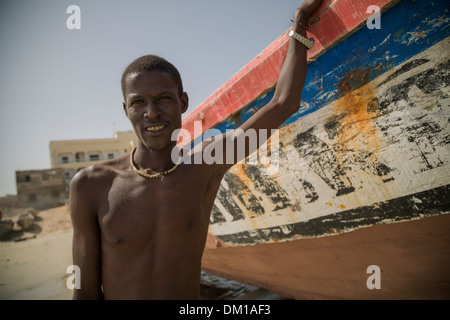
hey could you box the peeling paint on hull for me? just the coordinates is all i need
[185,0,450,299]
[204,0,450,246]
[210,38,450,245]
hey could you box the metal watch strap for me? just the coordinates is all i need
[288,30,314,49]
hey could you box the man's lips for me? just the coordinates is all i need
[144,123,168,133]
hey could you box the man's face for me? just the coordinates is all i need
[123,70,188,151]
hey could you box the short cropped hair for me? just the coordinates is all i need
[121,55,184,100]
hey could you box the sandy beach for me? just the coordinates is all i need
[0,206,73,300]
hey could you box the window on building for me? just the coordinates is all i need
[28,193,37,202]
[25,175,31,182]
[89,154,100,161]
[108,153,115,159]
[52,191,60,198]
[75,152,85,162]
[62,156,69,163]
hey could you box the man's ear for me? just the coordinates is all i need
[181,92,189,114]
[123,101,128,117]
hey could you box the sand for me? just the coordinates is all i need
[0,206,74,300]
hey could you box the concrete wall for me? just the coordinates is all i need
[0,195,18,214]
[16,169,67,210]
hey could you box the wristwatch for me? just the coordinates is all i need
[288,30,315,49]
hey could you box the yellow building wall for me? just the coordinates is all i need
[49,131,137,185]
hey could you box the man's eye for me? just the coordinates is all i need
[159,96,171,102]
[131,99,144,106]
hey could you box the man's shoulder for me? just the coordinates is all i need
[71,155,129,189]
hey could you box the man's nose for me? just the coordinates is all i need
[143,100,161,119]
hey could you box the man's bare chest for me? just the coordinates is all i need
[96,172,210,248]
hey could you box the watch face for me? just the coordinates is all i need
[288,30,294,36]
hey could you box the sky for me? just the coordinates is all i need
[0,0,303,197]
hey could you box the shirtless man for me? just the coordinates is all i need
[70,0,323,299]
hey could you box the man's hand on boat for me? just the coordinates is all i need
[296,0,324,20]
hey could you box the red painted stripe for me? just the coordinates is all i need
[182,0,395,137]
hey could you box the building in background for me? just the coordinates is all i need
[49,131,137,188]
[0,194,18,213]
[15,168,66,210]
[0,131,137,213]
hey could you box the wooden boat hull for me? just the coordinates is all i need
[180,0,450,299]
[203,214,450,299]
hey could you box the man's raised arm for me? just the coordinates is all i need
[205,0,324,170]
[240,0,323,132]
